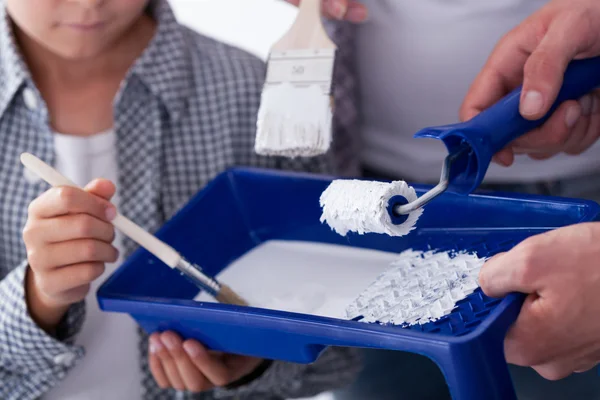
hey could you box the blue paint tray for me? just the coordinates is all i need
[97,168,600,400]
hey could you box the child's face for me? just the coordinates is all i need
[6,0,150,60]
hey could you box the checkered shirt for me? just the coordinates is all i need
[330,21,361,177]
[0,1,360,399]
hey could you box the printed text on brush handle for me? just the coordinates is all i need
[19,153,182,269]
[265,50,334,93]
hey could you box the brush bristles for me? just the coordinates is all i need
[216,284,249,306]
[255,83,332,158]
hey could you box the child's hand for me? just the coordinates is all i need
[286,0,368,23]
[23,179,118,333]
[149,331,265,392]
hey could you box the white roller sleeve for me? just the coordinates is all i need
[20,153,181,268]
[319,179,423,237]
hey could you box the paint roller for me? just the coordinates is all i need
[321,56,600,236]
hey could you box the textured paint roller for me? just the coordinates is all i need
[319,179,423,237]
[320,57,600,237]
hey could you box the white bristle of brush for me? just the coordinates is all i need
[319,179,424,237]
[254,0,336,158]
[256,82,332,157]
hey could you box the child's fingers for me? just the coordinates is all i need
[29,239,118,270]
[153,336,186,391]
[25,213,115,245]
[161,332,211,392]
[184,340,231,387]
[149,336,170,389]
[28,186,115,221]
[84,178,116,201]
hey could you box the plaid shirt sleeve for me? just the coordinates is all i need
[0,1,361,397]
[0,261,87,400]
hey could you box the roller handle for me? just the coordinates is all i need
[415,56,600,193]
[469,57,600,156]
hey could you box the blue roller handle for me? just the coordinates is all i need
[414,56,600,194]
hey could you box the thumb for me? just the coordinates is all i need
[478,251,538,299]
[520,14,584,119]
[84,178,116,201]
[323,0,350,19]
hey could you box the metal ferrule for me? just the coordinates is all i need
[264,49,336,95]
[176,258,220,295]
[394,146,470,215]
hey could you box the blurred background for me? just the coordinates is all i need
[170,0,296,60]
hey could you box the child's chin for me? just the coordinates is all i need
[49,42,111,62]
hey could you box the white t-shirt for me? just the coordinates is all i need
[43,130,142,400]
[356,0,600,182]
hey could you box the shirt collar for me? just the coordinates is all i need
[0,0,193,120]
[128,0,193,119]
[0,2,30,118]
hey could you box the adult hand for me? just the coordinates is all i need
[479,223,600,380]
[149,331,265,392]
[286,0,368,23]
[460,0,600,166]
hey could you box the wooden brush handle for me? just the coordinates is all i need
[20,152,182,269]
[298,0,321,14]
[273,0,336,50]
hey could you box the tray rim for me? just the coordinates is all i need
[97,167,600,347]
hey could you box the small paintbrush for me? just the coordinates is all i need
[20,152,247,306]
[254,0,337,158]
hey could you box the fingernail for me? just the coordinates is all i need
[565,105,581,128]
[105,206,116,221]
[592,96,599,114]
[162,334,177,350]
[183,341,201,358]
[579,95,593,116]
[520,91,544,116]
[346,7,368,22]
[332,1,347,19]
[149,337,163,354]
[492,154,508,167]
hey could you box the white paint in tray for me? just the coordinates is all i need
[346,249,485,326]
[194,241,485,327]
[194,240,398,318]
